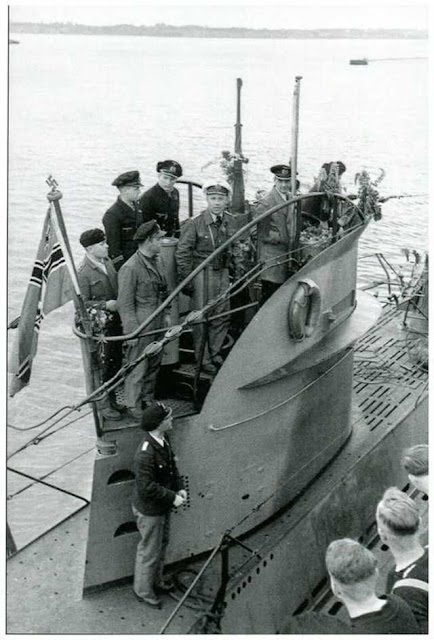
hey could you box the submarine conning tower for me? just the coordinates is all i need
[82,194,382,592]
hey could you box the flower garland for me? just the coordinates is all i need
[354,168,385,221]
[219,149,249,185]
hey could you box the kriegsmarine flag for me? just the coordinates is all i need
[9,206,74,396]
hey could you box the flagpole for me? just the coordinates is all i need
[46,177,104,439]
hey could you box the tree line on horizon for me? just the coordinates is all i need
[9,22,427,39]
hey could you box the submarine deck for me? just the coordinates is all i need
[7,301,428,633]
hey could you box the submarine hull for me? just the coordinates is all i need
[83,226,383,590]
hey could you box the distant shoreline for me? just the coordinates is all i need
[9,22,428,39]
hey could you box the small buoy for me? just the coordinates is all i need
[350,58,368,65]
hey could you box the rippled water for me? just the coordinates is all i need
[8,34,428,431]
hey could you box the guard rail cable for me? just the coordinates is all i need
[8,193,364,449]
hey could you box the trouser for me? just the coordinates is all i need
[95,315,123,411]
[132,506,170,599]
[101,315,123,381]
[191,267,230,365]
[123,335,163,411]
[260,280,281,306]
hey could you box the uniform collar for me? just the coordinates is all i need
[117,195,137,212]
[274,186,290,202]
[85,253,108,274]
[144,431,166,450]
[204,209,225,225]
[156,183,176,197]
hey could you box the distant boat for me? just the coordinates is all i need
[9,39,20,44]
[350,56,427,65]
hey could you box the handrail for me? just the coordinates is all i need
[74,192,364,342]
[176,177,203,219]
[176,177,203,190]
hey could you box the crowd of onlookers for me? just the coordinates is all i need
[281,443,428,634]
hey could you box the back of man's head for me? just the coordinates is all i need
[326,539,377,602]
[402,444,428,477]
[376,487,420,542]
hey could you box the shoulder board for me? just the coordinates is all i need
[141,441,150,452]
[225,211,237,218]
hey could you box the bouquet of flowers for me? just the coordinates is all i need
[354,169,385,221]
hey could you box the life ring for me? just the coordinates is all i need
[288,278,322,341]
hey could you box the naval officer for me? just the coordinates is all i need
[102,170,145,271]
[117,221,170,421]
[138,160,183,237]
[175,179,238,375]
[132,402,186,608]
[253,164,299,303]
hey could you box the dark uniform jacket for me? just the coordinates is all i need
[175,209,236,282]
[102,197,145,271]
[77,254,119,310]
[117,251,169,336]
[386,546,428,633]
[132,433,184,516]
[138,183,180,237]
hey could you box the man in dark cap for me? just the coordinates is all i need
[176,179,238,375]
[117,221,170,420]
[253,164,299,303]
[132,402,186,608]
[102,170,145,271]
[77,228,123,420]
[138,160,183,237]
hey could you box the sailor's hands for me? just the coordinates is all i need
[181,282,194,297]
[178,490,187,501]
[128,338,139,348]
[106,300,117,312]
[173,493,185,508]
[164,313,172,328]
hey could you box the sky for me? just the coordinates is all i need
[8,1,429,30]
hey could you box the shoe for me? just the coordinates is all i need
[132,590,161,608]
[154,580,175,594]
[109,392,127,413]
[127,408,142,421]
[202,363,217,375]
[101,407,123,421]
[110,399,127,413]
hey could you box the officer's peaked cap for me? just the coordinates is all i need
[111,170,143,188]
[202,179,232,196]
[270,164,295,180]
[157,160,183,178]
[141,402,173,431]
[133,220,166,243]
[80,228,105,248]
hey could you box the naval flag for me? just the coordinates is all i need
[8,205,76,396]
